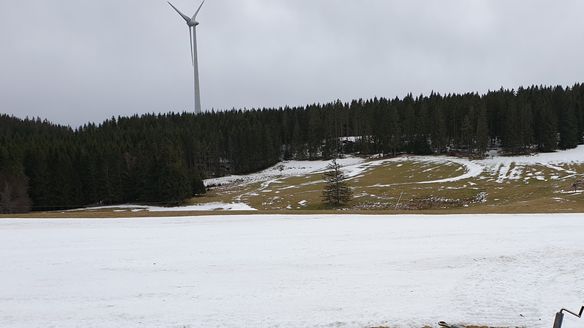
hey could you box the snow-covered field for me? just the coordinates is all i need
[1,214,583,328]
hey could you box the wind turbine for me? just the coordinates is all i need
[168,0,205,114]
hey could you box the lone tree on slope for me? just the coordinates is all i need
[322,159,353,207]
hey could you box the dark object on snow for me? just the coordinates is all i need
[553,312,563,328]
[571,179,584,191]
[553,306,584,328]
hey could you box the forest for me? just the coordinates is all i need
[1,84,584,213]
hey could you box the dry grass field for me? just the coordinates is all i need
[193,159,584,213]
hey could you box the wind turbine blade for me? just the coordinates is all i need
[189,27,195,67]
[168,2,191,23]
[193,0,205,19]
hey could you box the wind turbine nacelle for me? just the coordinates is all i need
[188,20,199,27]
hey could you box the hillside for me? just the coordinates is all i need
[44,145,584,217]
[198,145,584,213]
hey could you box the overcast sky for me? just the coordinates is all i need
[1,0,584,126]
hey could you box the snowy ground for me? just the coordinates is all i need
[1,214,583,328]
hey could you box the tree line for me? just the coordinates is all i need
[1,84,583,213]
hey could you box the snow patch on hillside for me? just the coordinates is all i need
[73,202,257,212]
[206,145,584,189]
[477,146,584,182]
[205,157,364,187]
[484,145,584,165]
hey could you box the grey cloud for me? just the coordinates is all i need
[1,0,583,126]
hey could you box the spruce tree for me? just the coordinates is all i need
[460,114,473,153]
[321,159,352,207]
[559,105,579,149]
[535,99,558,152]
[0,165,31,214]
[475,104,489,155]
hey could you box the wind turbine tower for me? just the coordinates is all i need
[168,1,206,114]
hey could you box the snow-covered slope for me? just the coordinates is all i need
[204,156,365,187]
[206,145,584,187]
[476,146,584,183]
[1,214,583,328]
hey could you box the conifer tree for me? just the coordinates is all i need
[461,114,473,153]
[0,165,31,214]
[535,98,558,152]
[321,159,352,207]
[475,104,489,155]
[559,105,579,149]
